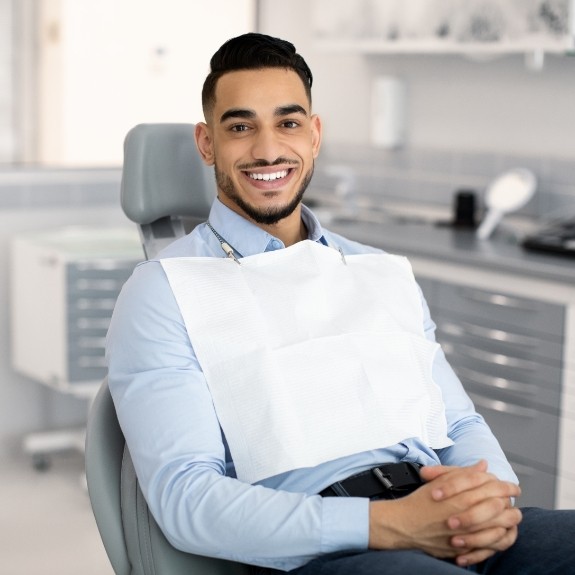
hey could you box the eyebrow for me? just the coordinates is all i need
[276,104,308,117]
[219,104,308,124]
[219,108,255,123]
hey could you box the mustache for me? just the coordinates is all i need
[238,158,299,171]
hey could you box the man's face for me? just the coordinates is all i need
[197,68,322,226]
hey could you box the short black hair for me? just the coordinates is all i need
[201,33,313,119]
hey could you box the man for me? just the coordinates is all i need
[106,33,574,574]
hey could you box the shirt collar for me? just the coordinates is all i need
[207,198,328,258]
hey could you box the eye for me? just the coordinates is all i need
[281,120,300,129]
[230,123,250,133]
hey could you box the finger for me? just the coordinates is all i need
[455,548,497,567]
[427,462,495,501]
[420,460,487,485]
[447,488,521,530]
[419,464,458,482]
[454,526,519,567]
[451,526,507,551]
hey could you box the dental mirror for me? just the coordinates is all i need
[476,169,537,240]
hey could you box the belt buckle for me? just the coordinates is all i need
[372,467,394,489]
[371,462,422,496]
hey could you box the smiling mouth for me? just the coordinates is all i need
[246,169,290,182]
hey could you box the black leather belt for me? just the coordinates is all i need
[319,462,423,500]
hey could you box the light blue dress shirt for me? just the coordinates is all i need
[106,198,517,571]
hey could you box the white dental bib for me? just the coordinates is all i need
[161,240,452,484]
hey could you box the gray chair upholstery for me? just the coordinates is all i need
[120,123,216,258]
[86,379,249,575]
[85,378,131,575]
[85,124,250,574]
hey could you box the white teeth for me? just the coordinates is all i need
[248,170,288,181]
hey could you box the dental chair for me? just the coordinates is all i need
[85,124,250,575]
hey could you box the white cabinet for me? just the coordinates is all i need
[11,226,142,396]
[36,0,255,165]
[10,226,143,467]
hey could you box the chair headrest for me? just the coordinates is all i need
[121,123,216,225]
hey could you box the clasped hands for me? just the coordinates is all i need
[368,460,522,567]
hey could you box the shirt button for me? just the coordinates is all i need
[270,239,282,250]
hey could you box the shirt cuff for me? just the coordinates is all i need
[320,496,370,553]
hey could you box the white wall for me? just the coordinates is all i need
[37,0,255,165]
[0,0,257,461]
[0,0,13,161]
[259,0,575,160]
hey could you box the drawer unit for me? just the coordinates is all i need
[66,260,138,382]
[11,227,143,395]
[420,275,567,508]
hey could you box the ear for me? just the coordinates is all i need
[194,122,215,166]
[310,114,322,159]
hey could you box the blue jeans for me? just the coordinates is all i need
[254,507,575,574]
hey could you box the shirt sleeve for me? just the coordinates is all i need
[106,261,368,571]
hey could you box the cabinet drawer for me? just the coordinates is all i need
[467,391,559,469]
[442,339,562,395]
[450,360,561,413]
[67,262,134,296]
[67,354,108,383]
[435,283,565,338]
[436,315,563,365]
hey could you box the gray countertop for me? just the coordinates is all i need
[326,218,575,286]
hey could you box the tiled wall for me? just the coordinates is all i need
[313,145,575,222]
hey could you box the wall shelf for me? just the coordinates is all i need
[312,0,575,57]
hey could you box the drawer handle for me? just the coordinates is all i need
[77,356,107,368]
[450,343,538,372]
[74,259,137,271]
[78,336,107,348]
[468,392,537,419]
[76,318,111,330]
[461,289,539,312]
[454,366,537,397]
[76,298,117,311]
[440,321,537,348]
[75,279,122,291]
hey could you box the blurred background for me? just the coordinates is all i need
[1,1,574,573]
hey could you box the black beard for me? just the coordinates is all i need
[215,163,314,226]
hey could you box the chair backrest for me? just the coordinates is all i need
[120,123,216,258]
[86,124,250,574]
[85,378,130,575]
[85,379,249,575]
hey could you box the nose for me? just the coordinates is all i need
[250,126,286,164]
